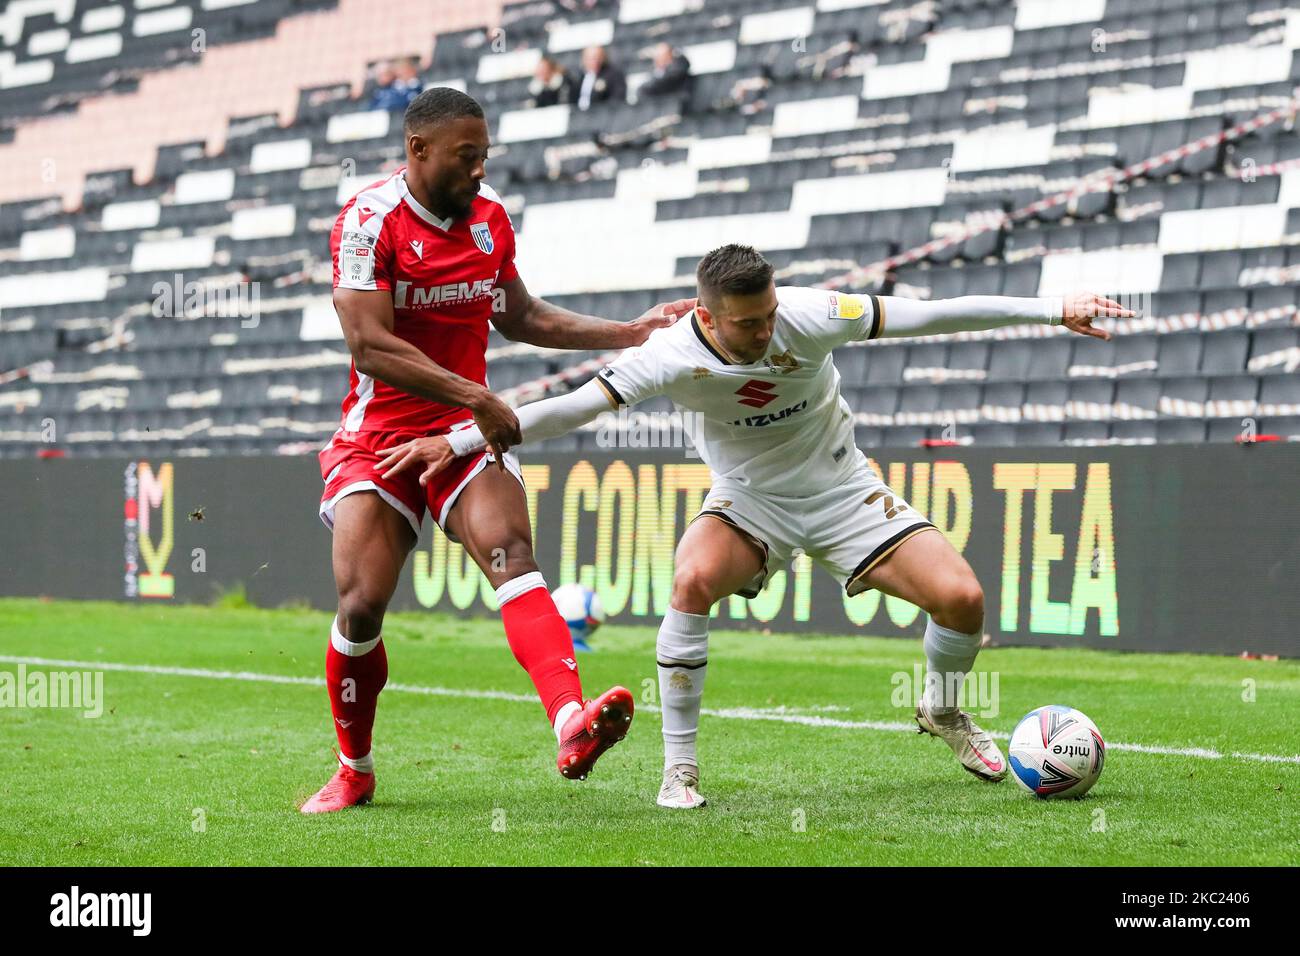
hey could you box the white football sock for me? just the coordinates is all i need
[923,617,981,715]
[495,570,547,606]
[553,700,581,743]
[656,606,710,769]
[339,751,374,774]
[331,616,381,657]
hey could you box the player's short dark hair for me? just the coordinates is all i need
[403,87,485,136]
[696,244,774,309]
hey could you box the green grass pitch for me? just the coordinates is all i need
[1,598,1296,866]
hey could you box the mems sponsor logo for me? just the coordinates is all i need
[50,886,151,936]
[393,276,497,308]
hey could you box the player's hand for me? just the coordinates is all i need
[468,389,522,470]
[373,436,456,486]
[1061,292,1135,341]
[626,297,697,345]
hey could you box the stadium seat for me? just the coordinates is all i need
[966,423,1016,446]
[862,347,907,387]
[1110,420,1157,444]
[1156,419,1208,443]
[879,425,927,448]
[1257,376,1300,417]
[1066,381,1115,421]
[1014,423,1062,445]
[1023,381,1068,422]
[986,342,1034,383]
[1199,331,1250,375]
[1063,422,1109,445]
[1156,336,1204,377]
[1258,416,1300,440]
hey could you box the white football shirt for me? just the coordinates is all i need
[594,285,884,497]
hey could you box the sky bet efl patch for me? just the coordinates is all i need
[828,292,864,321]
[341,243,374,284]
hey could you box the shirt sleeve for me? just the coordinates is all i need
[875,294,1062,337]
[446,379,614,456]
[779,286,885,354]
[496,206,519,284]
[591,332,672,407]
[333,201,395,292]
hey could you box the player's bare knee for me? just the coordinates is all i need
[934,578,984,635]
[337,591,388,643]
[671,564,723,615]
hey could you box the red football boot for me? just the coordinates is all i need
[300,760,376,814]
[557,686,634,781]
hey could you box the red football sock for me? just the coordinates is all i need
[326,618,388,767]
[498,575,583,724]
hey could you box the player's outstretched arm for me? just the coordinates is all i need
[335,287,521,456]
[491,275,695,349]
[876,291,1133,339]
[373,380,616,485]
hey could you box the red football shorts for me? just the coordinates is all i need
[318,423,523,539]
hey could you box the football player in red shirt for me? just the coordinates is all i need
[303,88,693,812]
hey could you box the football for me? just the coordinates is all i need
[550,583,605,651]
[1008,705,1106,799]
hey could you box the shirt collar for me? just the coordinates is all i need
[397,170,454,232]
[692,311,753,366]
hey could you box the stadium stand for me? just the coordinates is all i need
[2,0,1300,459]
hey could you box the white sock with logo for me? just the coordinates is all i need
[656,606,710,769]
[922,618,981,716]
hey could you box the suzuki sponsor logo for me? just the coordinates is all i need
[730,399,808,427]
[735,379,778,408]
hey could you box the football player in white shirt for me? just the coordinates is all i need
[373,244,1132,808]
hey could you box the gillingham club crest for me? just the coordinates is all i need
[470,221,494,255]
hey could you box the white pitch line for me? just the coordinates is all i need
[3,655,1299,766]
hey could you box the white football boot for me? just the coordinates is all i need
[657,763,707,808]
[915,700,1008,782]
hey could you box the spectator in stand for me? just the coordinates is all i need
[529,56,574,108]
[393,57,423,103]
[729,72,770,116]
[369,57,422,112]
[575,45,626,111]
[639,42,692,100]
[367,61,396,109]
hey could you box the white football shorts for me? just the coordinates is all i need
[693,462,939,598]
